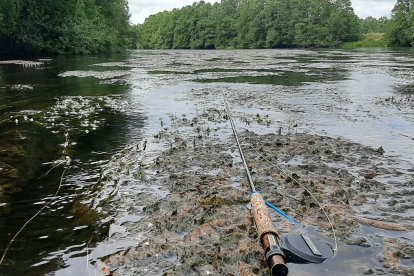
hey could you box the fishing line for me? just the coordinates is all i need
[0,165,68,266]
[86,235,95,276]
[225,100,256,193]
[243,142,338,254]
[41,158,70,177]
[224,99,338,255]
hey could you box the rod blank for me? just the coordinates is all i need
[225,101,288,276]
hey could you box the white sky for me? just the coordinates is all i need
[128,0,397,25]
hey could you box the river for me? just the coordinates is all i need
[0,49,413,275]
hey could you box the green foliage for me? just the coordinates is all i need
[387,0,414,47]
[0,0,20,36]
[133,0,360,49]
[0,0,130,56]
[341,33,387,48]
[360,17,391,34]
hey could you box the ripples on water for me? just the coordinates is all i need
[0,49,413,275]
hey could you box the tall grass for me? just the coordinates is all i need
[342,33,387,49]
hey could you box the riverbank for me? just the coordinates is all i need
[341,33,387,49]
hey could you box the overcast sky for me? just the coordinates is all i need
[128,0,397,24]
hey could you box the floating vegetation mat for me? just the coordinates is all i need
[101,110,414,275]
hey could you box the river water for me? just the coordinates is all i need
[0,49,413,275]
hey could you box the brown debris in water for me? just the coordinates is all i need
[70,201,101,225]
[102,115,413,275]
[356,217,414,232]
[377,238,414,275]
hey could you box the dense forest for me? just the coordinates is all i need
[0,0,130,56]
[132,0,360,49]
[1,0,414,56]
[388,0,414,47]
[132,0,414,49]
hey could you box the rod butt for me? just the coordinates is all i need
[270,262,289,276]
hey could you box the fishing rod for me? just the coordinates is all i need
[225,100,288,275]
[224,100,334,276]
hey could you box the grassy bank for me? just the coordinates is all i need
[342,33,387,49]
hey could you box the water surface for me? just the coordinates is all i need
[0,49,413,275]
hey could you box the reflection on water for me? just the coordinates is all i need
[0,49,414,275]
[0,55,145,275]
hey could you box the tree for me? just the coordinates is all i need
[0,0,131,56]
[0,0,20,36]
[133,0,361,49]
[360,16,391,34]
[387,0,414,46]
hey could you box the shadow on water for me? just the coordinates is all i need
[148,67,348,81]
[0,53,147,275]
[195,68,283,73]
[148,70,194,75]
[195,69,347,86]
[196,73,318,86]
[0,57,129,114]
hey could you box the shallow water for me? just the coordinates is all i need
[0,49,413,275]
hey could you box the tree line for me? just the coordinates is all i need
[1,0,414,56]
[359,17,391,34]
[132,0,414,49]
[0,0,130,56]
[132,0,360,49]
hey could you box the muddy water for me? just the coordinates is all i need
[0,49,413,275]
